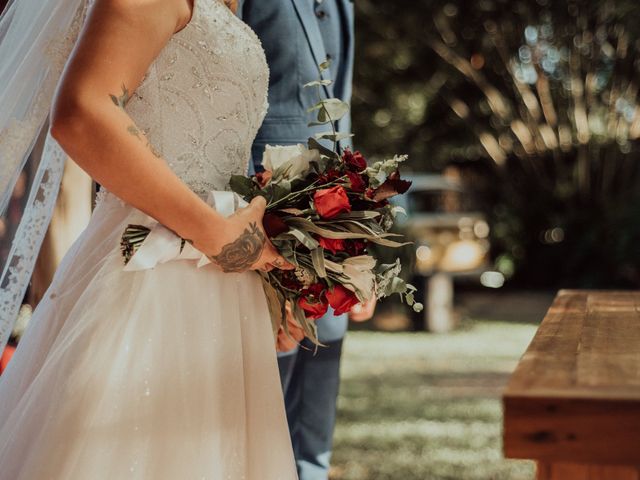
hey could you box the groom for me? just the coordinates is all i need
[239,0,355,478]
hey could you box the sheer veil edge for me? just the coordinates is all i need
[0,0,91,350]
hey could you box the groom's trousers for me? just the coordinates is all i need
[277,311,348,480]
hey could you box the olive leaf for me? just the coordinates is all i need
[311,247,327,278]
[229,175,256,198]
[304,79,333,88]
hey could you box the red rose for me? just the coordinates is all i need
[298,297,328,319]
[326,285,360,315]
[262,213,289,238]
[364,187,376,200]
[255,170,272,188]
[346,171,367,193]
[313,185,351,219]
[342,148,367,172]
[319,168,342,184]
[345,240,367,256]
[304,282,326,297]
[318,236,346,254]
[298,283,328,319]
[367,170,412,202]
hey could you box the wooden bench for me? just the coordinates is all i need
[503,290,640,479]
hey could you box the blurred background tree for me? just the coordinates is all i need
[353,0,640,288]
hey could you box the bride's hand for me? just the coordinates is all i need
[192,196,295,273]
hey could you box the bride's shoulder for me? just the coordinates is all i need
[89,0,194,35]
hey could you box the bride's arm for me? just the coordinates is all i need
[51,0,290,272]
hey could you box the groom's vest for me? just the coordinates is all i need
[240,0,355,170]
[240,0,355,342]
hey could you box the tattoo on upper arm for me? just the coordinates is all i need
[212,222,266,273]
[147,142,162,158]
[110,84,161,157]
[110,84,130,109]
[127,125,141,139]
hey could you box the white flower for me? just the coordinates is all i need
[341,256,376,300]
[344,255,377,271]
[262,144,319,181]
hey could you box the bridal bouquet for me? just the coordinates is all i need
[227,63,422,343]
[121,62,421,345]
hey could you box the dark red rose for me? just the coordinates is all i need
[313,185,351,219]
[262,213,289,238]
[298,296,329,319]
[364,187,376,200]
[368,170,412,202]
[319,168,342,184]
[346,171,367,193]
[345,240,367,256]
[298,283,329,319]
[341,148,367,172]
[326,285,360,315]
[318,237,346,254]
[255,170,273,188]
[303,282,326,297]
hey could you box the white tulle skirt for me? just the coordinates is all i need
[0,193,297,479]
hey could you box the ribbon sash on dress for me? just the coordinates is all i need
[123,190,248,272]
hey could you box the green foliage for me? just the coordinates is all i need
[353,0,640,287]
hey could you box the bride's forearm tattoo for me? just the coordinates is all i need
[110,84,161,157]
[212,222,266,272]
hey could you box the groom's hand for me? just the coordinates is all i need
[202,196,294,273]
[276,302,305,352]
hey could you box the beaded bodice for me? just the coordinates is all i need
[125,0,269,193]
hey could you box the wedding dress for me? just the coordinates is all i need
[0,1,298,478]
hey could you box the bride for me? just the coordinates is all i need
[0,0,300,477]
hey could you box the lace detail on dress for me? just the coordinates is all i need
[125,0,270,194]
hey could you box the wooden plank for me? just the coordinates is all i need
[504,290,640,465]
[537,462,640,480]
[504,396,640,464]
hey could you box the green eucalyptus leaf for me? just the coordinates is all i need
[263,183,290,203]
[317,98,350,123]
[314,131,354,142]
[308,120,331,127]
[387,276,408,295]
[307,102,324,113]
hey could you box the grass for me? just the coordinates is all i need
[330,320,538,480]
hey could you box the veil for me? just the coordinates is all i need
[0,0,90,351]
